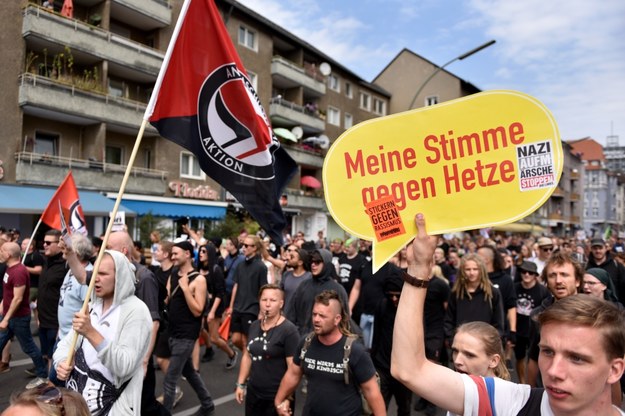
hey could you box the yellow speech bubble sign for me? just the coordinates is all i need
[323,90,562,272]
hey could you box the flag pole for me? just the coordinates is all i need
[21,218,42,264]
[65,118,150,365]
[66,0,191,364]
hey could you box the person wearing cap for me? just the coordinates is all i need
[586,237,625,303]
[513,260,550,383]
[583,267,621,304]
[163,240,215,415]
[528,236,555,274]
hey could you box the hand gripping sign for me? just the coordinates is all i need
[323,90,562,272]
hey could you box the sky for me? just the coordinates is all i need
[237,0,625,146]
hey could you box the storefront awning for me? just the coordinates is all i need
[0,184,136,216]
[106,193,227,220]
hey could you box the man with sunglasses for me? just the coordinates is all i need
[528,236,554,275]
[33,230,68,383]
[586,237,625,303]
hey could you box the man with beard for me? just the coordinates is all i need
[275,290,385,416]
[526,250,582,387]
[280,247,311,318]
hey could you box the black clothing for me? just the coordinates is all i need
[233,255,267,316]
[169,271,204,340]
[586,252,625,302]
[515,282,550,338]
[23,250,45,288]
[424,276,451,360]
[444,285,505,341]
[246,319,299,400]
[357,261,403,316]
[206,265,226,316]
[37,252,69,329]
[337,253,366,295]
[294,334,376,416]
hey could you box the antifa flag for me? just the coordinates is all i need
[41,171,88,235]
[146,0,297,244]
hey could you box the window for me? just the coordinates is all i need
[373,98,386,116]
[106,146,123,165]
[144,149,151,170]
[328,74,340,92]
[238,26,257,51]
[344,113,353,129]
[34,132,58,155]
[425,95,439,106]
[246,70,258,91]
[592,207,599,216]
[359,92,371,111]
[327,107,340,126]
[181,152,204,179]
[345,82,352,98]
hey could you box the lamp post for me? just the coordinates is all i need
[408,40,496,110]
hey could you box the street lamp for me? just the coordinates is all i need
[408,40,496,110]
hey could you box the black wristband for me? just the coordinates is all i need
[402,271,429,288]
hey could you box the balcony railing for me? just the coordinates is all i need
[16,152,167,179]
[269,97,325,132]
[23,5,164,77]
[15,152,168,194]
[19,73,155,131]
[271,56,326,97]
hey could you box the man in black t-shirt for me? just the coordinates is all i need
[21,238,45,304]
[274,290,385,416]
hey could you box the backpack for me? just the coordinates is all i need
[300,332,380,415]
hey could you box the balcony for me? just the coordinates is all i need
[570,170,581,179]
[548,213,563,221]
[22,5,164,82]
[570,192,580,201]
[569,215,580,224]
[551,187,565,197]
[269,97,325,133]
[110,0,172,30]
[15,152,167,195]
[19,73,158,134]
[283,143,324,168]
[284,189,327,211]
[271,56,326,97]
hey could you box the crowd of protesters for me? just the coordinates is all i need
[2,220,625,415]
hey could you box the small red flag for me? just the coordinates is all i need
[41,171,87,235]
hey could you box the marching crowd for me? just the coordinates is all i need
[1,221,625,416]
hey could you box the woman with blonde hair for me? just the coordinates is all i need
[443,254,505,344]
[2,386,90,416]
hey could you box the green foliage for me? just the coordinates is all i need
[137,212,172,248]
[207,210,259,241]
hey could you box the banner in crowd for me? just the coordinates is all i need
[323,90,563,271]
[145,0,296,244]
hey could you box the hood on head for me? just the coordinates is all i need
[93,250,136,306]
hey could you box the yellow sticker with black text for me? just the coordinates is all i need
[323,90,562,272]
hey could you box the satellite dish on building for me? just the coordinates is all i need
[319,62,332,76]
[291,126,303,140]
[318,135,330,149]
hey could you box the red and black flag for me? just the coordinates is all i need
[145,0,297,244]
[41,171,88,235]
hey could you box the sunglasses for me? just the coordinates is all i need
[541,247,553,252]
[242,243,254,248]
[311,259,323,265]
[36,386,65,415]
[43,240,59,246]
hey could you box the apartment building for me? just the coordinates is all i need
[0,0,392,241]
[570,137,625,237]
